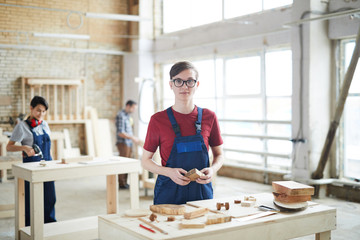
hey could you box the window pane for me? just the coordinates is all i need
[225,151,263,166]
[191,0,222,27]
[268,157,291,169]
[224,98,262,119]
[163,0,222,33]
[193,60,217,98]
[345,42,360,93]
[344,96,360,179]
[267,139,292,155]
[224,0,262,19]
[221,121,263,135]
[163,0,191,33]
[266,50,292,96]
[263,0,293,10]
[225,56,261,95]
[267,123,291,137]
[266,97,291,120]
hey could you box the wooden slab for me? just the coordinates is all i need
[184,207,209,219]
[180,219,205,229]
[206,214,232,225]
[272,192,311,203]
[124,209,152,217]
[272,181,314,196]
[150,204,186,215]
[273,200,308,212]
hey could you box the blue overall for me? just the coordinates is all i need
[154,107,213,204]
[24,120,56,226]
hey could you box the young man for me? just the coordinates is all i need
[115,100,140,189]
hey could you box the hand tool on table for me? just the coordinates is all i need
[138,217,168,235]
[258,205,280,212]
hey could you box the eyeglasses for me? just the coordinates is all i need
[171,78,197,88]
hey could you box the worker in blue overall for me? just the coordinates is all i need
[141,61,224,204]
[7,96,56,226]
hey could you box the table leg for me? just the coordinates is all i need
[129,172,139,209]
[106,175,118,214]
[30,182,44,240]
[316,231,331,240]
[15,178,25,240]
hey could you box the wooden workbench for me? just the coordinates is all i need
[12,156,141,240]
[98,193,336,240]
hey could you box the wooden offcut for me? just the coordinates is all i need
[272,181,314,196]
[185,168,204,181]
[272,192,311,203]
[184,207,209,219]
[61,155,94,164]
[206,214,232,225]
[180,219,205,229]
[150,204,186,215]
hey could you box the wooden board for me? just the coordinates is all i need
[272,192,311,203]
[180,219,205,229]
[125,209,152,217]
[184,207,209,219]
[150,204,186,215]
[272,181,314,196]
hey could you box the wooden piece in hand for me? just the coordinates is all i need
[180,219,206,229]
[272,192,311,203]
[150,204,186,215]
[184,207,209,219]
[206,214,232,225]
[185,168,204,181]
[272,181,314,196]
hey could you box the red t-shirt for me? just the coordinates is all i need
[143,106,223,166]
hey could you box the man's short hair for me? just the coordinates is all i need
[126,100,137,107]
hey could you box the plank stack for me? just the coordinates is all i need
[272,181,314,204]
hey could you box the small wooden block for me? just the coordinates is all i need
[39,160,46,167]
[150,204,186,215]
[272,192,311,203]
[241,201,255,207]
[184,208,209,219]
[244,196,256,201]
[185,168,205,181]
[167,216,175,222]
[234,200,241,204]
[225,202,230,210]
[272,181,315,196]
[180,219,206,229]
[206,214,232,225]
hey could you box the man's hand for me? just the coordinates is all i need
[196,167,213,184]
[23,145,35,157]
[167,168,191,186]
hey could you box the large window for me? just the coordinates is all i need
[163,0,293,33]
[340,40,360,180]
[161,49,292,172]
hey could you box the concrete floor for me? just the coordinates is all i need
[1,175,360,240]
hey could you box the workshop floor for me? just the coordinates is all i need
[1,175,360,240]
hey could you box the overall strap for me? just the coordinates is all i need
[166,107,181,137]
[195,107,203,135]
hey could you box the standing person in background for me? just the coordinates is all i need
[116,100,140,189]
[141,61,224,204]
[6,96,56,226]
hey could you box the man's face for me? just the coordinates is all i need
[126,104,137,114]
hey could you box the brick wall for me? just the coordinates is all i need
[0,0,134,153]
